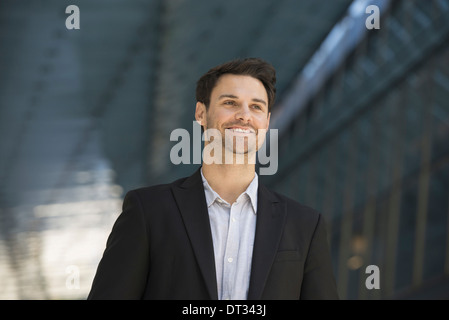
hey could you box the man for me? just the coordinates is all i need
[88,57,339,300]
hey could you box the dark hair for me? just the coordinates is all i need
[196,57,276,112]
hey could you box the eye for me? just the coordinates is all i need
[224,100,237,106]
[252,104,262,110]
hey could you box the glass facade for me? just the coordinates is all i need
[263,0,449,299]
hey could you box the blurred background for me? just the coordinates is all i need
[0,0,448,300]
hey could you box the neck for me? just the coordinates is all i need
[201,162,256,204]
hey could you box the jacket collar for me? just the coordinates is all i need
[172,167,218,299]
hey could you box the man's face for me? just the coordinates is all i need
[195,74,271,156]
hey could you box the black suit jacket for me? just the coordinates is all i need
[88,168,339,300]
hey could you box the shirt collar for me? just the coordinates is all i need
[201,168,258,214]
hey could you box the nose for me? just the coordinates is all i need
[235,104,251,123]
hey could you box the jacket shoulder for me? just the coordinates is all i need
[125,176,189,200]
[127,177,187,196]
[264,185,323,222]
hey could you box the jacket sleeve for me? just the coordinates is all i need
[300,213,339,299]
[87,190,150,299]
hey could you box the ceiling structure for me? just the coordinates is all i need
[0,0,354,197]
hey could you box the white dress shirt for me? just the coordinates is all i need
[201,169,258,300]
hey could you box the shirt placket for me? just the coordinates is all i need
[221,201,240,300]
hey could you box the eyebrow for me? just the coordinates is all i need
[218,94,267,106]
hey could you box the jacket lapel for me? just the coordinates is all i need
[171,168,218,300]
[247,184,287,300]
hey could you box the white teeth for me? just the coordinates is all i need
[231,128,252,133]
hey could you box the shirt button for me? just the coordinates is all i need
[232,218,236,222]
[227,257,233,263]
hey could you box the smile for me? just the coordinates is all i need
[226,127,255,134]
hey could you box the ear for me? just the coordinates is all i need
[266,112,271,130]
[195,101,206,127]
